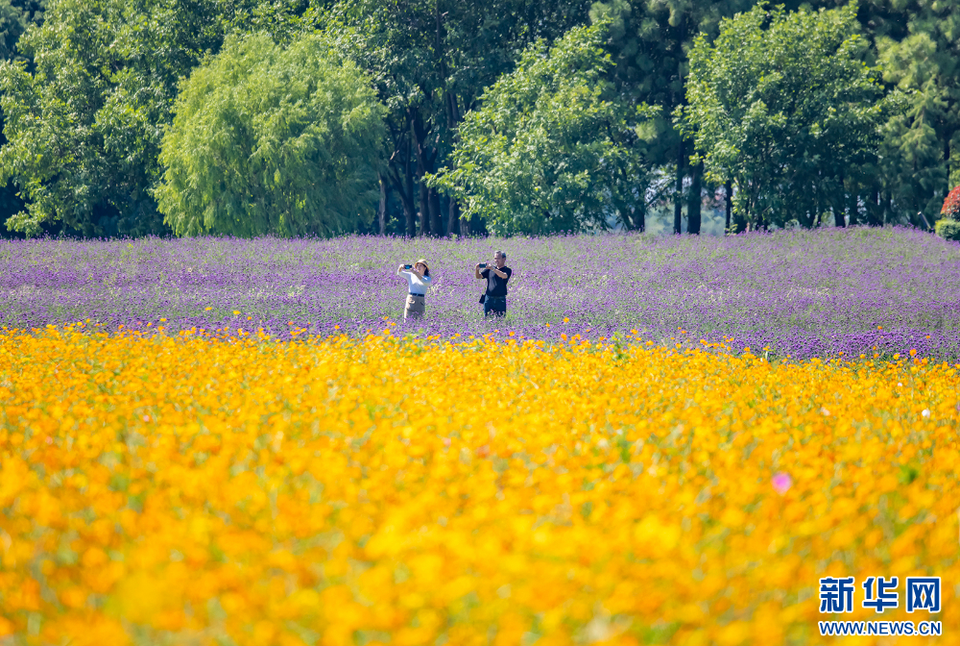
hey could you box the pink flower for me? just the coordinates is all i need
[772,472,792,495]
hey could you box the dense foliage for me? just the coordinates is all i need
[588,0,756,234]
[935,186,960,240]
[157,32,385,237]
[429,24,655,235]
[680,3,896,229]
[0,0,44,63]
[941,185,960,219]
[934,218,960,241]
[0,0,310,237]
[876,0,960,223]
[0,0,957,236]
[329,0,589,237]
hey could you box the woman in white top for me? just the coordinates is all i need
[397,258,432,319]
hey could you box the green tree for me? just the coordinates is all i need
[777,0,958,228]
[875,0,960,226]
[430,23,655,235]
[588,0,756,233]
[0,1,44,62]
[332,0,589,237]
[156,32,385,237]
[0,0,311,238]
[0,1,45,237]
[678,2,896,229]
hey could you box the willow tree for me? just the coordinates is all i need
[157,31,385,237]
[0,0,293,238]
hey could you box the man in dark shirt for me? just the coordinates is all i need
[475,250,512,318]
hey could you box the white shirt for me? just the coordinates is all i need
[399,269,432,295]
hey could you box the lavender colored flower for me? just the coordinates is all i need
[1,227,959,360]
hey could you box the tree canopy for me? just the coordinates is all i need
[588,0,755,233]
[876,0,960,221]
[430,23,655,235]
[0,0,308,237]
[329,0,589,237]
[0,0,957,238]
[156,31,385,237]
[679,2,897,229]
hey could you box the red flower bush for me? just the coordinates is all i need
[941,185,960,219]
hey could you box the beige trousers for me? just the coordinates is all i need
[404,294,425,319]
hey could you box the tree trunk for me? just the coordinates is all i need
[869,187,881,226]
[812,171,820,227]
[724,180,732,233]
[403,202,415,237]
[945,135,951,198]
[848,189,859,226]
[378,172,387,235]
[843,171,859,226]
[673,17,687,235]
[410,107,441,236]
[441,40,463,239]
[447,195,459,236]
[404,136,416,237]
[687,161,702,235]
[385,137,417,237]
[732,180,748,233]
[834,172,846,227]
[674,138,684,234]
[418,181,429,236]
[428,186,442,235]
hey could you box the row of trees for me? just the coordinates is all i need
[0,0,956,238]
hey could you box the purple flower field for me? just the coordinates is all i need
[2,227,959,359]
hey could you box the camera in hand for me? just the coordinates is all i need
[478,263,487,269]
[404,264,413,269]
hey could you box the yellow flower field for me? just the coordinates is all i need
[0,327,958,645]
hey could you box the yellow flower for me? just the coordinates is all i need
[0,327,957,644]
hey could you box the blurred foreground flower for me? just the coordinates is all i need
[772,472,793,495]
[0,328,957,645]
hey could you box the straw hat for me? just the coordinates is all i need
[415,258,430,273]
